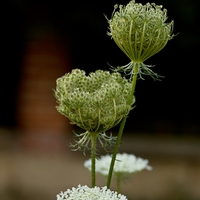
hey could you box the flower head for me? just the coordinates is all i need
[107,0,174,63]
[57,185,127,200]
[55,69,134,133]
[84,153,152,176]
[107,0,174,79]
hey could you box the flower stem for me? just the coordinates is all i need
[91,132,97,187]
[106,63,139,188]
[106,116,126,188]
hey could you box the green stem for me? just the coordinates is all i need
[91,132,97,187]
[129,63,139,104]
[106,63,139,188]
[106,116,126,188]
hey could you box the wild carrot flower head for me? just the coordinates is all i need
[84,153,152,176]
[54,69,134,152]
[107,0,174,63]
[57,185,127,200]
[55,69,134,133]
[107,0,174,79]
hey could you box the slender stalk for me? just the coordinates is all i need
[128,63,139,104]
[91,132,97,187]
[106,116,126,188]
[106,63,139,188]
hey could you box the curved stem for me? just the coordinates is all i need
[106,63,139,188]
[90,132,97,187]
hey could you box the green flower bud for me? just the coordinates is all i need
[107,0,174,79]
[108,0,174,62]
[55,69,134,134]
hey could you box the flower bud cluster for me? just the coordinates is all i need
[107,0,174,63]
[57,185,127,200]
[55,69,134,133]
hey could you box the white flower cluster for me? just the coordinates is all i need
[57,185,127,200]
[84,153,152,176]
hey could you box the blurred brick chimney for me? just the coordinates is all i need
[17,29,72,152]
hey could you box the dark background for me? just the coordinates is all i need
[1,0,200,135]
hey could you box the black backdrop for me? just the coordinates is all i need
[1,0,200,135]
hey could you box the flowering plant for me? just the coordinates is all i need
[54,0,174,199]
[55,69,134,153]
[107,0,174,80]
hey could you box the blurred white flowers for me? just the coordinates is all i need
[84,153,152,176]
[57,185,127,200]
